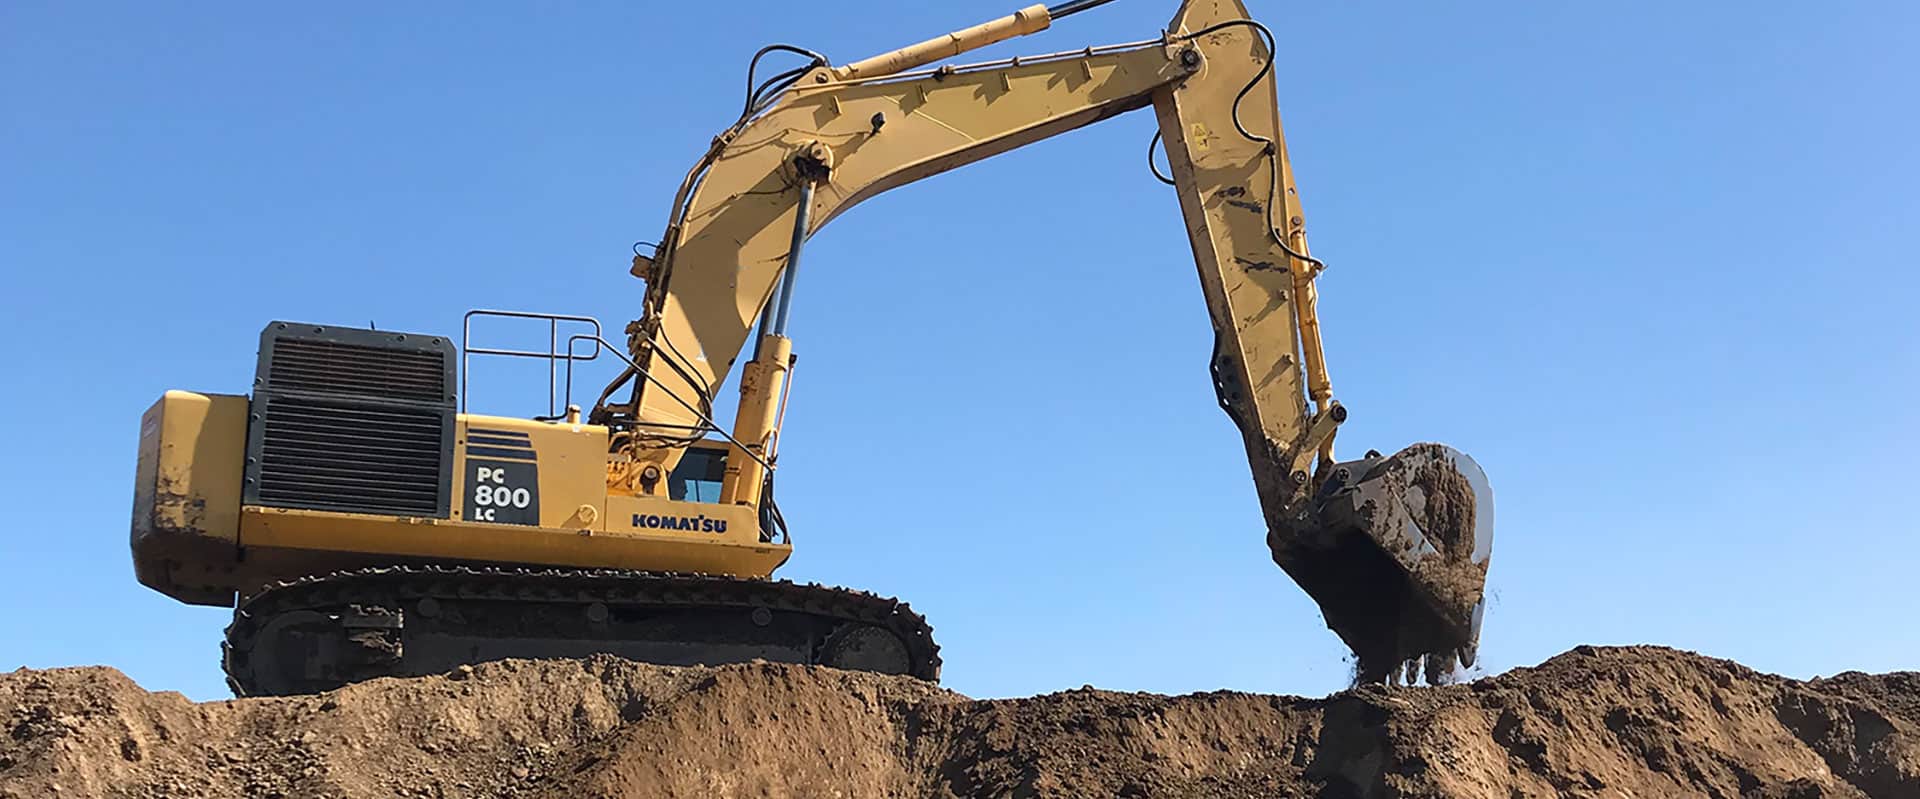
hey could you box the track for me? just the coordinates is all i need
[222,566,941,697]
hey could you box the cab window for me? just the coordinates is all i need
[668,446,728,502]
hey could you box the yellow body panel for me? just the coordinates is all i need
[130,391,248,605]
[449,415,610,530]
[132,401,790,605]
[237,502,783,582]
[244,413,781,576]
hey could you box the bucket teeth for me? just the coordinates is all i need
[1268,443,1493,684]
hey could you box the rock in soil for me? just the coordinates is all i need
[0,646,1914,798]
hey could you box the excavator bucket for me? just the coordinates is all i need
[1271,443,1493,684]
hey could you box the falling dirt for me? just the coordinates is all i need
[2,646,1914,798]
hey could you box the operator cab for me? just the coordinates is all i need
[668,443,728,502]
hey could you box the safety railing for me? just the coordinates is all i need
[460,310,603,419]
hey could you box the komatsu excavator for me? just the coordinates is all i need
[131,0,1493,696]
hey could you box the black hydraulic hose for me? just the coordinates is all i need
[1147,130,1175,185]
[1172,19,1329,275]
[742,44,828,116]
[748,66,810,113]
[1048,0,1120,20]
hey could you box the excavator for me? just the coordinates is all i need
[130,0,1493,696]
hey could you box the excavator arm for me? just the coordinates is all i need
[597,0,1493,683]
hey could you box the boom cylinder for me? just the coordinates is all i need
[722,179,815,508]
[719,333,791,508]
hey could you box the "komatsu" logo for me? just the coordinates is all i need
[631,513,727,533]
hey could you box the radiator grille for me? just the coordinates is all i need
[255,397,445,515]
[246,323,455,518]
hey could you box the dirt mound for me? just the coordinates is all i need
[2,646,1914,798]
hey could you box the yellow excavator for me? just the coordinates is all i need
[131,0,1492,695]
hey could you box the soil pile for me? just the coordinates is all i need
[2,646,1914,798]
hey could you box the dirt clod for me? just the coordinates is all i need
[0,647,1913,798]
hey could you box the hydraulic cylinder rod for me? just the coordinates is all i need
[769,180,814,336]
[1046,0,1119,19]
[752,178,813,359]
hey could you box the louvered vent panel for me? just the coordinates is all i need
[245,323,455,518]
[265,338,447,402]
[254,397,444,515]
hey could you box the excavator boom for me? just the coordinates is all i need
[603,0,1494,681]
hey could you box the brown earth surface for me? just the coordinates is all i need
[2,646,1915,798]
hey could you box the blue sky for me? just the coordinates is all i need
[3,1,1914,702]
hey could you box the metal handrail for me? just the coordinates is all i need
[460,309,603,417]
